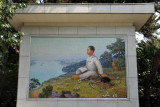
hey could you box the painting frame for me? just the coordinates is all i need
[26,34,129,100]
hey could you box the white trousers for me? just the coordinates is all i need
[76,69,98,80]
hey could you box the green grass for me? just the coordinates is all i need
[29,68,127,98]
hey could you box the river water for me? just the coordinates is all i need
[29,60,68,84]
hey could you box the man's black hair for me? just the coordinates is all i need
[88,46,95,53]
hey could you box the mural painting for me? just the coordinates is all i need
[29,37,127,98]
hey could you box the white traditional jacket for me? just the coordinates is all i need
[84,54,103,75]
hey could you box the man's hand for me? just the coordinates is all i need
[101,73,107,77]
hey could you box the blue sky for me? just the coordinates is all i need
[30,37,121,61]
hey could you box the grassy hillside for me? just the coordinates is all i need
[29,68,127,98]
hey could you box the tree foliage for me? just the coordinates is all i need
[0,0,27,107]
[12,0,158,3]
[39,85,53,98]
[40,0,157,3]
[137,12,160,107]
[0,0,27,72]
[100,38,125,69]
[29,78,41,90]
[137,39,160,107]
[106,38,125,59]
[0,48,19,107]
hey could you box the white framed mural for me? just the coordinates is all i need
[29,37,127,98]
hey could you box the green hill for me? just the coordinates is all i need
[29,68,127,98]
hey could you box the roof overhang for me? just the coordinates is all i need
[8,3,155,31]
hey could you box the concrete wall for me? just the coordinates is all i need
[17,26,139,107]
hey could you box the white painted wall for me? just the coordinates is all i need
[17,26,139,107]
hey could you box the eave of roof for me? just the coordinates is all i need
[8,3,155,31]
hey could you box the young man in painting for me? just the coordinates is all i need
[72,46,107,80]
